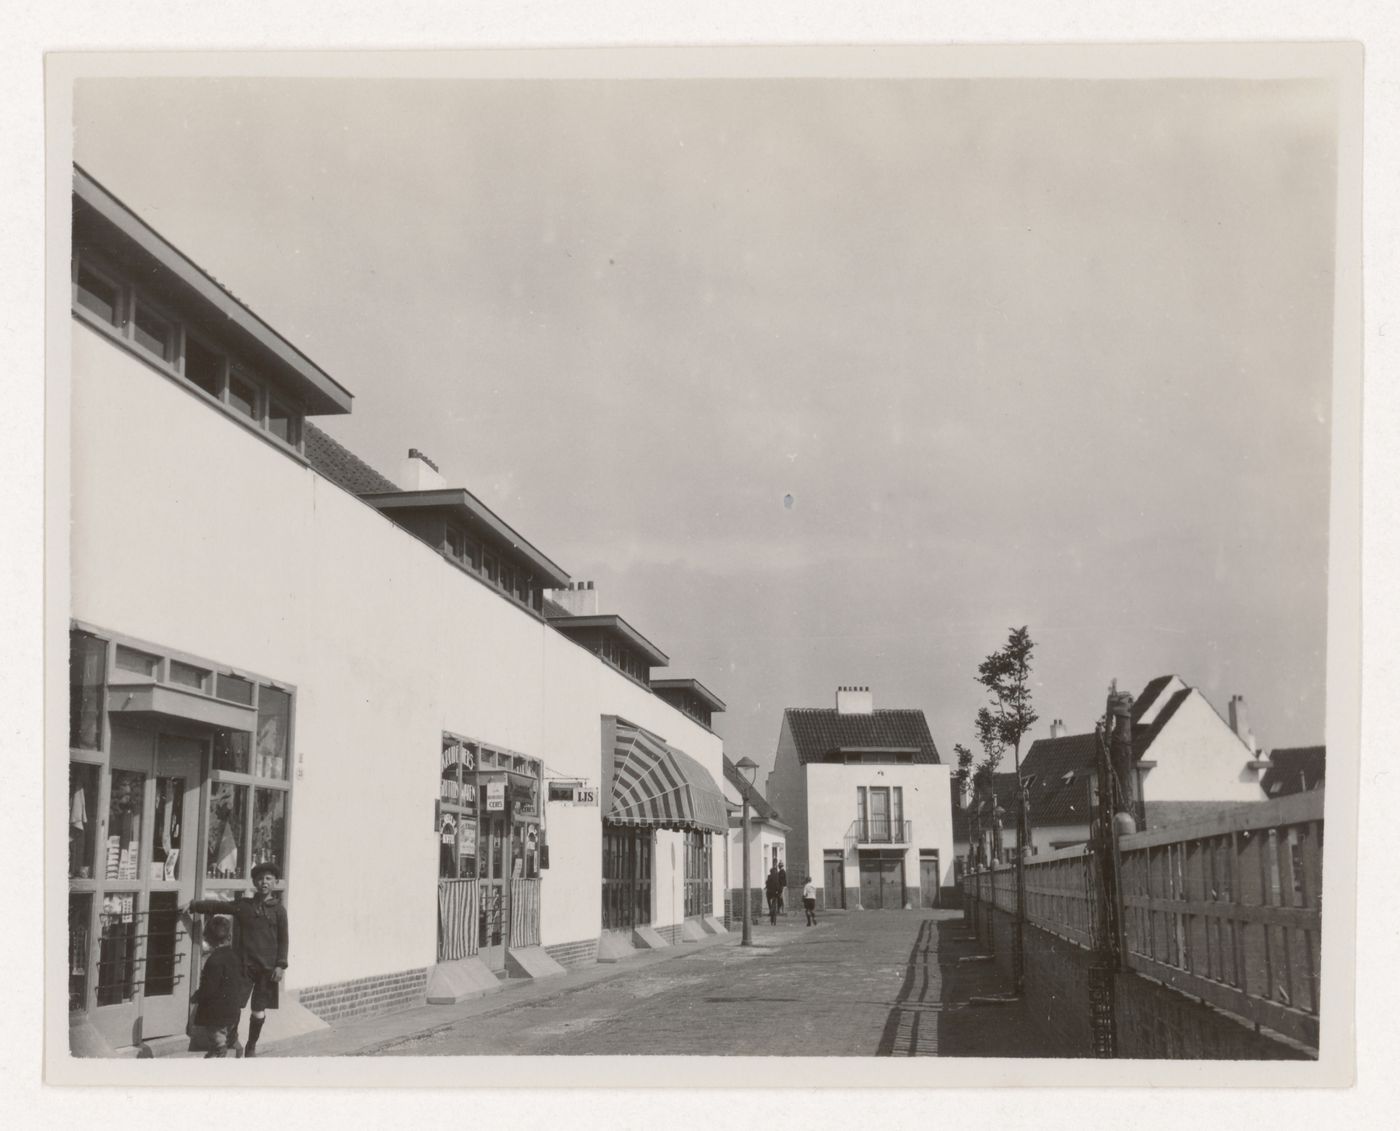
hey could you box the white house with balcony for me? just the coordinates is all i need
[765,687,954,911]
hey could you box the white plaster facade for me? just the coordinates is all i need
[67,307,726,1007]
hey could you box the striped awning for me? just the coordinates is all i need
[604,719,728,834]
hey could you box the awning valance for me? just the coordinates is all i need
[604,719,728,834]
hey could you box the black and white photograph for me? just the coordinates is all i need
[39,38,1366,1097]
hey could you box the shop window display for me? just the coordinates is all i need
[252,788,287,875]
[68,893,92,1011]
[96,894,138,1006]
[206,781,247,880]
[256,685,291,779]
[212,726,250,774]
[105,769,144,882]
[152,775,185,880]
[69,761,100,879]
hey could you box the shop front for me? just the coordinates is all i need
[437,735,543,972]
[68,626,293,1053]
[600,717,727,937]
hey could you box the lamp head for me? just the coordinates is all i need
[735,755,758,785]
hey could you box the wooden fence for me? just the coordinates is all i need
[963,790,1324,1051]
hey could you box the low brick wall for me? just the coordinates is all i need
[656,923,685,945]
[724,888,766,929]
[544,938,599,970]
[298,967,428,1024]
[966,899,1310,1060]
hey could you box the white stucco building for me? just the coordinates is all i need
[765,688,954,912]
[1016,675,1270,853]
[61,167,729,1056]
[720,755,789,924]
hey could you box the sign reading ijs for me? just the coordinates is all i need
[547,780,597,806]
[485,780,506,811]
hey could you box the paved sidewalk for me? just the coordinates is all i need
[266,910,1059,1058]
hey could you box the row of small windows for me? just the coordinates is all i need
[441,523,544,613]
[72,254,303,450]
[597,638,649,684]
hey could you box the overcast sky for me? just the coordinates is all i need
[73,75,1338,777]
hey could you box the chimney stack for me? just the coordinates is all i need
[545,580,600,616]
[835,685,874,715]
[399,448,446,492]
[1228,695,1256,752]
[1049,718,1067,739]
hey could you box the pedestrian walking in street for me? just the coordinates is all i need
[186,861,289,1057]
[802,876,817,926]
[777,862,788,915]
[764,865,782,926]
[189,916,246,1058]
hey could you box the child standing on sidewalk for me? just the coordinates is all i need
[190,916,247,1058]
[802,876,817,926]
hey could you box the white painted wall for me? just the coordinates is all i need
[763,718,808,888]
[725,822,786,888]
[71,325,726,989]
[802,762,954,896]
[1139,691,1266,803]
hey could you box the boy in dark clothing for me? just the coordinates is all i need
[190,916,245,1057]
[777,864,788,915]
[186,862,289,1057]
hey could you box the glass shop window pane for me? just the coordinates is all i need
[97,893,140,1006]
[251,789,287,878]
[207,782,248,880]
[68,761,101,879]
[228,370,259,419]
[113,644,160,679]
[255,686,291,779]
[267,398,298,444]
[212,727,250,774]
[169,660,210,692]
[69,630,106,751]
[215,672,254,705]
[152,774,186,880]
[75,264,120,325]
[105,769,145,882]
[68,892,92,1012]
[183,335,224,398]
[132,299,174,362]
[145,892,181,997]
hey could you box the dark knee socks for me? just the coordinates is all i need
[246,1014,265,1055]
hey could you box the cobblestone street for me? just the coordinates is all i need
[290,910,1058,1058]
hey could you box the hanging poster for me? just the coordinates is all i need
[485,781,505,812]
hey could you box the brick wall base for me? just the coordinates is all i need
[543,938,599,970]
[656,923,685,945]
[297,967,428,1025]
[965,898,1312,1060]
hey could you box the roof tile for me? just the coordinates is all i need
[783,708,940,765]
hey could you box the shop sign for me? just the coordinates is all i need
[547,780,597,806]
[486,781,506,811]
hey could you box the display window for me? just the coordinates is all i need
[66,624,297,1037]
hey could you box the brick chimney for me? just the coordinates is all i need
[1228,695,1256,752]
[1049,718,1067,739]
[835,685,874,715]
[399,448,446,492]
[546,580,599,616]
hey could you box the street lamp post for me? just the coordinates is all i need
[736,756,758,947]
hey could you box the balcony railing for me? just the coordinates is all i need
[847,818,911,846]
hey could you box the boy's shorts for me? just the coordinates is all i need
[803,897,816,910]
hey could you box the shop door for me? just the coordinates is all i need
[881,857,906,910]
[919,853,941,908]
[91,729,202,1049]
[823,854,844,910]
[859,856,881,909]
[478,814,509,971]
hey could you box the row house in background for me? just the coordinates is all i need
[721,755,789,927]
[766,687,954,912]
[64,165,729,1057]
[1013,675,1271,854]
